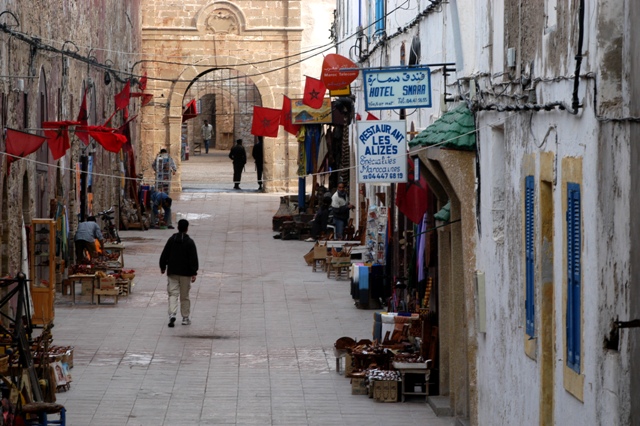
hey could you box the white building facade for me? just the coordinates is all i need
[334,0,640,424]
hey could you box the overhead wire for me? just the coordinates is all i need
[0,0,411,85]
[0,109,518,188]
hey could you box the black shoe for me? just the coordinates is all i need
[234,186,241,190]
[168,317,176,328]
[167,225,175,229]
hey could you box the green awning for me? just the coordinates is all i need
[434,201,451,222]
[409,103,476,150]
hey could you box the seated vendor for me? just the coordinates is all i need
[74,216,104,264]
[305,193,332,242]
[150,189,173,229]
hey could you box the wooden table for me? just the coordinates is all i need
[66,274,96,305]
[393,360,431,402]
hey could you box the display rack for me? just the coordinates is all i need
[29,219,56,325]
[154,153,174,194]
[102,242,125,270]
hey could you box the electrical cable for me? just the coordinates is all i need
[0,109,518,187]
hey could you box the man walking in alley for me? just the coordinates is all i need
[201,119,213,153]
[159,219,199,327]
[252,136,264,191]
[229,138,247,190]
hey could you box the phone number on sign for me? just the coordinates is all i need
[362,172,404,180]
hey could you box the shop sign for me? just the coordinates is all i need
[363,66,432,110]
[321,54,359,90]
[356,120,407,183]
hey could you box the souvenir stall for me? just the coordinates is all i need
[65,231,135,305]
[0,275,72,424]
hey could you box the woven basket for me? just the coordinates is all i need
[121,273,135,280]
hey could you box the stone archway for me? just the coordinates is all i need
[140,0,309,192]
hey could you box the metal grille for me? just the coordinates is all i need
[185,68,262,151]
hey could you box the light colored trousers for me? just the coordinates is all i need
[167,275,191,318]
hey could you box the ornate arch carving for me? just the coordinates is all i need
[205,9,240,34]
[196,1,247,35]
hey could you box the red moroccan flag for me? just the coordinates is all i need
[139,72,148,91]
[76,88,90,145]
[42,121,80,160]
[114,80,131,111]
[43,127,70,160]
[251,106,281,137]
[182,99,198,123]
[396,157,428,224]
[281,96,300,135]
[366,112,379,120]
[4,128,47,170]
[85,126,128,153]
[302,76,327,109]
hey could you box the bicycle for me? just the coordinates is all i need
[96,207,121,243]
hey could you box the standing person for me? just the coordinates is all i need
[201,119,213,154]
[229,139,247,190]
[74,216,104,263]
[331,182,354,240]
[252,136,264,191]
[150,188,174,229]
[152,148,177,194]
[159,219,199,327]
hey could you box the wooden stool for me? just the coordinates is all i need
[21,402,66,426]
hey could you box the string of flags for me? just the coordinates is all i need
[250,53,374,138]
[2,72,153,171]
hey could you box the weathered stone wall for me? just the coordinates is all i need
[140,0,334,192]
[0,0,141,275]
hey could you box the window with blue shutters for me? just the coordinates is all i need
[525,176,535,337]
[375,0,385,35]
[566,183,581,373]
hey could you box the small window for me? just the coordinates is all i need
[525,176,535,336]
[566,183,581,373]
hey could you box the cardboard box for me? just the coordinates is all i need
[373,380,398,402]
[99,277,116,290]
[351,378,368,395]
[345,354,353,377]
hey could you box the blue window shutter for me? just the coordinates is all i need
[375,0,384,33]
[525,176,535,336]
[566,183,581,373]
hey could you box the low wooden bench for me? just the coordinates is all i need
[93,288,119,305]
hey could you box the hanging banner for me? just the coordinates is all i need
[356,120,407,183]
[291,98,333,124]
[362,66,432,110]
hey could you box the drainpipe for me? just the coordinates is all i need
[571,0,585,112]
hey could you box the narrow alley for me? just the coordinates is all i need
[48,151,450,425]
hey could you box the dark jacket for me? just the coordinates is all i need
[159,232,199,276]
[229,144,247,165]
[252,141,263,164]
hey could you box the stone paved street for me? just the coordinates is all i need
[49,151,454,425]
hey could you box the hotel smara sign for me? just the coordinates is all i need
[356,121,407,184]
[362,66,432,110]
